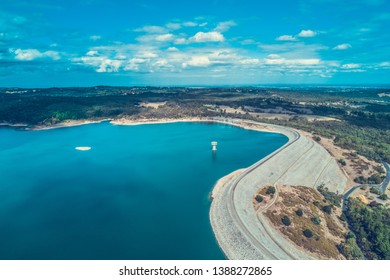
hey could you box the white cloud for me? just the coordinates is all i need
[136,51,158,59]
[137,33,174,43]
[333,43,352,50]
[276,35,297,41]
[165,22,181,30]
[134,25,167,33]
[75,55,122,73]
[90,35,102,41]
[155,33,174,42]
[10,48,60,61]
[240,58,261,65]
[185,56,211,67]
[189,31,225,43]
[124,58,146,71]
[167,47,179,52]
[378,61,390,67]
[174,38,187,45]
[96,59,122,72]
[341,63,360,69]
[241,39,256,45]
[297,30,317,37]
[214,21,236,32]
[183,21,197,27]
[264,54,320,65]
[86,50,99,56]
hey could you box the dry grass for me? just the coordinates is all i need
[263,185,347,259]
[253,186,274,211]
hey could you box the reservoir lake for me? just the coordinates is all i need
[0,122,287,259]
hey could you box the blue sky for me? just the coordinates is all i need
[0,0,389,87]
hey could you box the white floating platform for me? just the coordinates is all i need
[75,146,91,151]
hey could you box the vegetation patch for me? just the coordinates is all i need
[345,198,390,259]
[253,186,275,209]
[264,185,347,259]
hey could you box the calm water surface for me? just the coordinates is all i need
[0,122,287,259]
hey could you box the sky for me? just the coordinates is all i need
[0,0,389,87]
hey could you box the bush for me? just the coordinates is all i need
[281,215,291,226]
[368,173,384,184]
[313,201,321,208]
[339,213,347,222]
[266,186,276,195]
[337,237,364,260]
[311,216,321,225]
[369,187,380,195]
[255,195,264,203]
[322,205,333,214]
[378,193,388,201]
[374,165,385,174]
[317,184,342,207]
[338,159,346,166]
[313,135,321,142]
[369,201,379,207]
[345,198,390,259]
[303,229,314,238]
[296,208,303,217]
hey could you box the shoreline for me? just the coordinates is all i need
[0,117,278,135]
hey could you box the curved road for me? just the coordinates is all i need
[210,118,346,259]
[225,123,303,259]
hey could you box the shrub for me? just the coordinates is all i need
[322,205,333,214]
[266,186,276,195]
[339,213,347,222]
[296,208,303,217]
[311,216,321,225]
[281,215,291,226]
[369,201,379,207]
[313,201,321,208]
[374,165,385,174]
[303,229,314,238]
[313,135,321,142]
[255,195,264,203]
[378,193,388,201]
[338,159,346,166]
[369,187,380,195]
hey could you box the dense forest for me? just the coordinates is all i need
[344,198,390,259]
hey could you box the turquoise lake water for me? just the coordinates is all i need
[0,122,287,260]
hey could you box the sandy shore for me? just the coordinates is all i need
[111,117,278,134]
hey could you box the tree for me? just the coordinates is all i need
[266,186,276,195]
[303,229,314,238]
[311,216,321,225]
[338,159,346,166]
[281,215,291,226]
[313,135,321,142]
[369,187,380,195]
[322,205,333,214]
[345,198,390,259]
[255,195,264,203]
[296,208,303,217]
